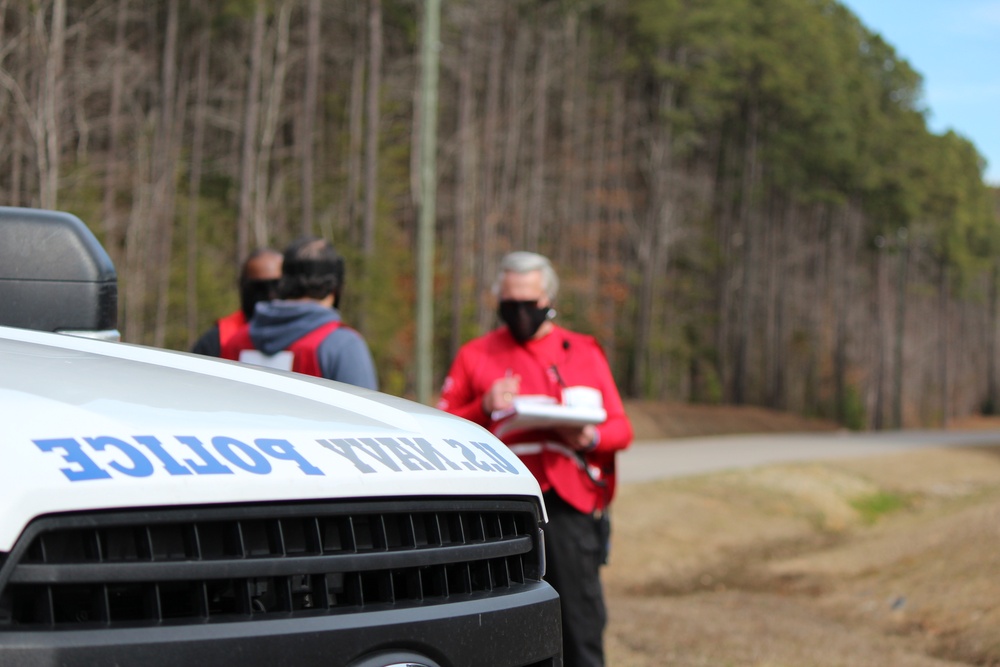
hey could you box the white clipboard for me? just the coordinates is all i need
[491,393,606,438]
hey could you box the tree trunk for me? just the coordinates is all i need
[498,20,528,237]
[732,99,759,405]
[185,26,211,347]
[358,0,382,333]
[939,260,950,427]
[300,0,321,236]
[101,0,127,267]
[601,79,628,374]
[346,53,365,244]
[988,264,1000,413]
[476,20,504,332]
[253,0,291,247]
[237,0,266,264]
[39,0,66,209]
[585,91,608,316]
[713,132,737,403]
[124,133,153,342]
[569,21,592,272]
[892,232,910,428]
[151,0,181,348]
[869,236,887,429]
[363,0,382,258]
[765,197,789,409]
[555,12,578,270]
[832,211,848,424]
[630,80,677,397]
[450,27,475,362]
[71,21,90,160]
[526,28,549,252]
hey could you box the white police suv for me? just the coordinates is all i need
[0,207,561,667]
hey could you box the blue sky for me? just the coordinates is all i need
[837,0,1000,185]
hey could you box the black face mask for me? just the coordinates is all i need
[240,279,280,319]
[498,300,551,343]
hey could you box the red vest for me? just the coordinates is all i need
[221,321,341,377]
[216,311,247,349]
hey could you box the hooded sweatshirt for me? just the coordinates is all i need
[246,300,378,390]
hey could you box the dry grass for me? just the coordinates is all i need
[605,404,1000,666]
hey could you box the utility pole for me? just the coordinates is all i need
[416,0,441,404]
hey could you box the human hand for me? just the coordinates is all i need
[556,424,599,451]
[483,374,521,414]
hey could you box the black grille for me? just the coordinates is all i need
[0,499,543,629]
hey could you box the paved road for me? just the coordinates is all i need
[619,430,1000,483]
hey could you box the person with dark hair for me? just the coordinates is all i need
[220,237,378,390]
[437,251,633,667]
[191,248,282,357]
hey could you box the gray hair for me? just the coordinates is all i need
[492,251,559,301]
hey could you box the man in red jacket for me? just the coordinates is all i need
[438,251,632,667]
[190,248,282,357]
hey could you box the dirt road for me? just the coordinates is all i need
[619,429,1000,483]
[605,436,1000,666]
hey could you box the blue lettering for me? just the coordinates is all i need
[34,438,111,481]
[36,435,339,480]
[354,438,402,471]
[256,438,324,475]
[213,437,272,474]
[175,436,233,475]
[133,435,192,475]
[375,437,429,471]
[85,436,154,477]
[318,438,377,473]
[471,441,519,474]
[399,437,462,471]
[444,439,493,471]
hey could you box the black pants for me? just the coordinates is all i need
[542,491,608,667]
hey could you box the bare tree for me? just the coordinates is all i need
[555,12,578,270]
[988,264,1000,413]
[101,0,128,266]
[151,0,182,347]
[628,76,680,397]
[363,0,382,257]
[450,25,476,360]
[526,27,549,251]
[599,78,630,373]
[731,100,761,404]
[497,19,528,237]
[346,51,365,244]
[123,129,152,342]
[185,26,212,347]
[237,0,265,264]
[938,259,950,427]
[252,0,291,246]
[475,14,504,332]
[299,0,321,236]
[38,0,66,209]
[0,1,26,205]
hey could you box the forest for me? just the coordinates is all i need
[1,0,998,429]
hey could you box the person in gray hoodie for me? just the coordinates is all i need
[221,236,378,390]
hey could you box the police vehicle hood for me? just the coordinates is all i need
[0,326,542,552]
